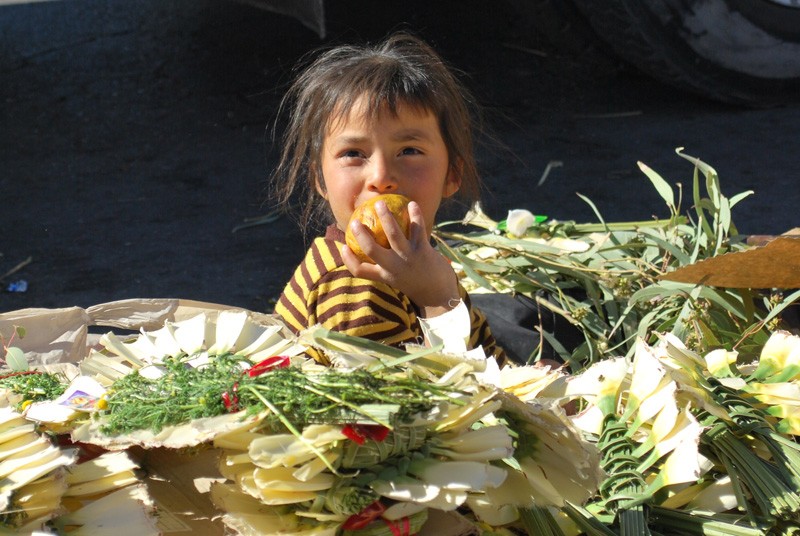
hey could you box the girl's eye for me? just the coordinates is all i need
[341,149,363,158]
[400,147,422,156]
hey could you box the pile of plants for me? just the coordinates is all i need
[431,148,800,534]
[2,149,799,535]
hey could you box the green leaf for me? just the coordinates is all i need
[696,287,749,322]
[636,228,692,265]
[519,506,568,536]
[309,327,407,358]
[5,347,28,372]
[759,288,800,329]
[695,317,721,348]
[672,285,704,340]
[539,328,577,369]
[439,246,497,291]
[562,502,618,536]
[676,147,718,182]
[637,161,674,209]
[729,190,754,209]
[718,196,732,240]
[577,192,607,228]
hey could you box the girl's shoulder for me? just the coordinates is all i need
[300,228,346,279]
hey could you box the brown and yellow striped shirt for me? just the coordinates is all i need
[275,226,506,366]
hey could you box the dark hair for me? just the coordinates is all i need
[270,32,483,235]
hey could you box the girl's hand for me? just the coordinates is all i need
[341,199,460,318]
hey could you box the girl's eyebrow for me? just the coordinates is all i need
[331,129,433,145]
[332,135,369,146]
[391,129,432,142]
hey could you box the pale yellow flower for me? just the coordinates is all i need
[745,381,800,407]
[752,330,800,382]
[506,209,537,236]
[565,357,629,416]
[704,348,739,378]
[625,339,668,420]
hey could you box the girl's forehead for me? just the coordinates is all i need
[325,96,437,134]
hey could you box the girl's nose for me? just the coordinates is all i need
[366,154,398,193]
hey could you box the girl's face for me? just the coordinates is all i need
[317,98,460,236]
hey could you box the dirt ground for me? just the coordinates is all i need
[2,0,799,316]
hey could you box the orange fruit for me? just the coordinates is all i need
[345,194,411,263]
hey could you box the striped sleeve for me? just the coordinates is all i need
[274,237,341,334]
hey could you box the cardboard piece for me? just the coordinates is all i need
[132,446,226,536]
[659,235,800,289]
[0,298,289,366]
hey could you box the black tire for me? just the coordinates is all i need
[569,0,800,106]
[503,0,618,72]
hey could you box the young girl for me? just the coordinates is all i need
[270,32,507,367]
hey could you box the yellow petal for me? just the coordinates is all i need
[434,394,501,433]
[145,324,183,359]
[746,381,800,406]
[754,330,800,380]
[0,440,61,479]
[465,494,519,525]
[371,476,441,502]
[169,313,211,356]
[506,209,536,236]
[651,405,702,461]
[253,466,334,492]
[704,348,738,377]
[65,451,139,484]
[236,325,284,356]
[56,484,158,535]
[686,476,738,513]
[257,487,319,505]
[649,395,679,445]
[208,310,249,354]
[63,470,140,497]
[633,379,677,428]
[627,339,667,415]
[565,357,629,415]
[461,202,499,231]
[408,459,506,491]
[655,433,703,488]
[432,425,513,458]
[517,458,567,507]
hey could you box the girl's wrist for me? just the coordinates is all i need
[419,294,462,319]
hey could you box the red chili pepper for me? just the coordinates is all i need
[341,424,390,445]
[383,516,411,536]
[360,424,390,442]
[341,501,386,530]
[247,355,290,377]
[341,424,366,445]
[221,381,239,412]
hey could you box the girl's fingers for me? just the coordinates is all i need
[406,201,426,246]
[346,217,397,272]
[346,199,427,278]
[348,219,385,265]
[374,200,409,253]
[341,242,382,278]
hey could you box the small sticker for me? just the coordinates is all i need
[60,390,101,412]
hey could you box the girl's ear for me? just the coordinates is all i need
[313,170,328,199]
[443,161,463,199]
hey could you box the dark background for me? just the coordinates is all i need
[2,0,798,315]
